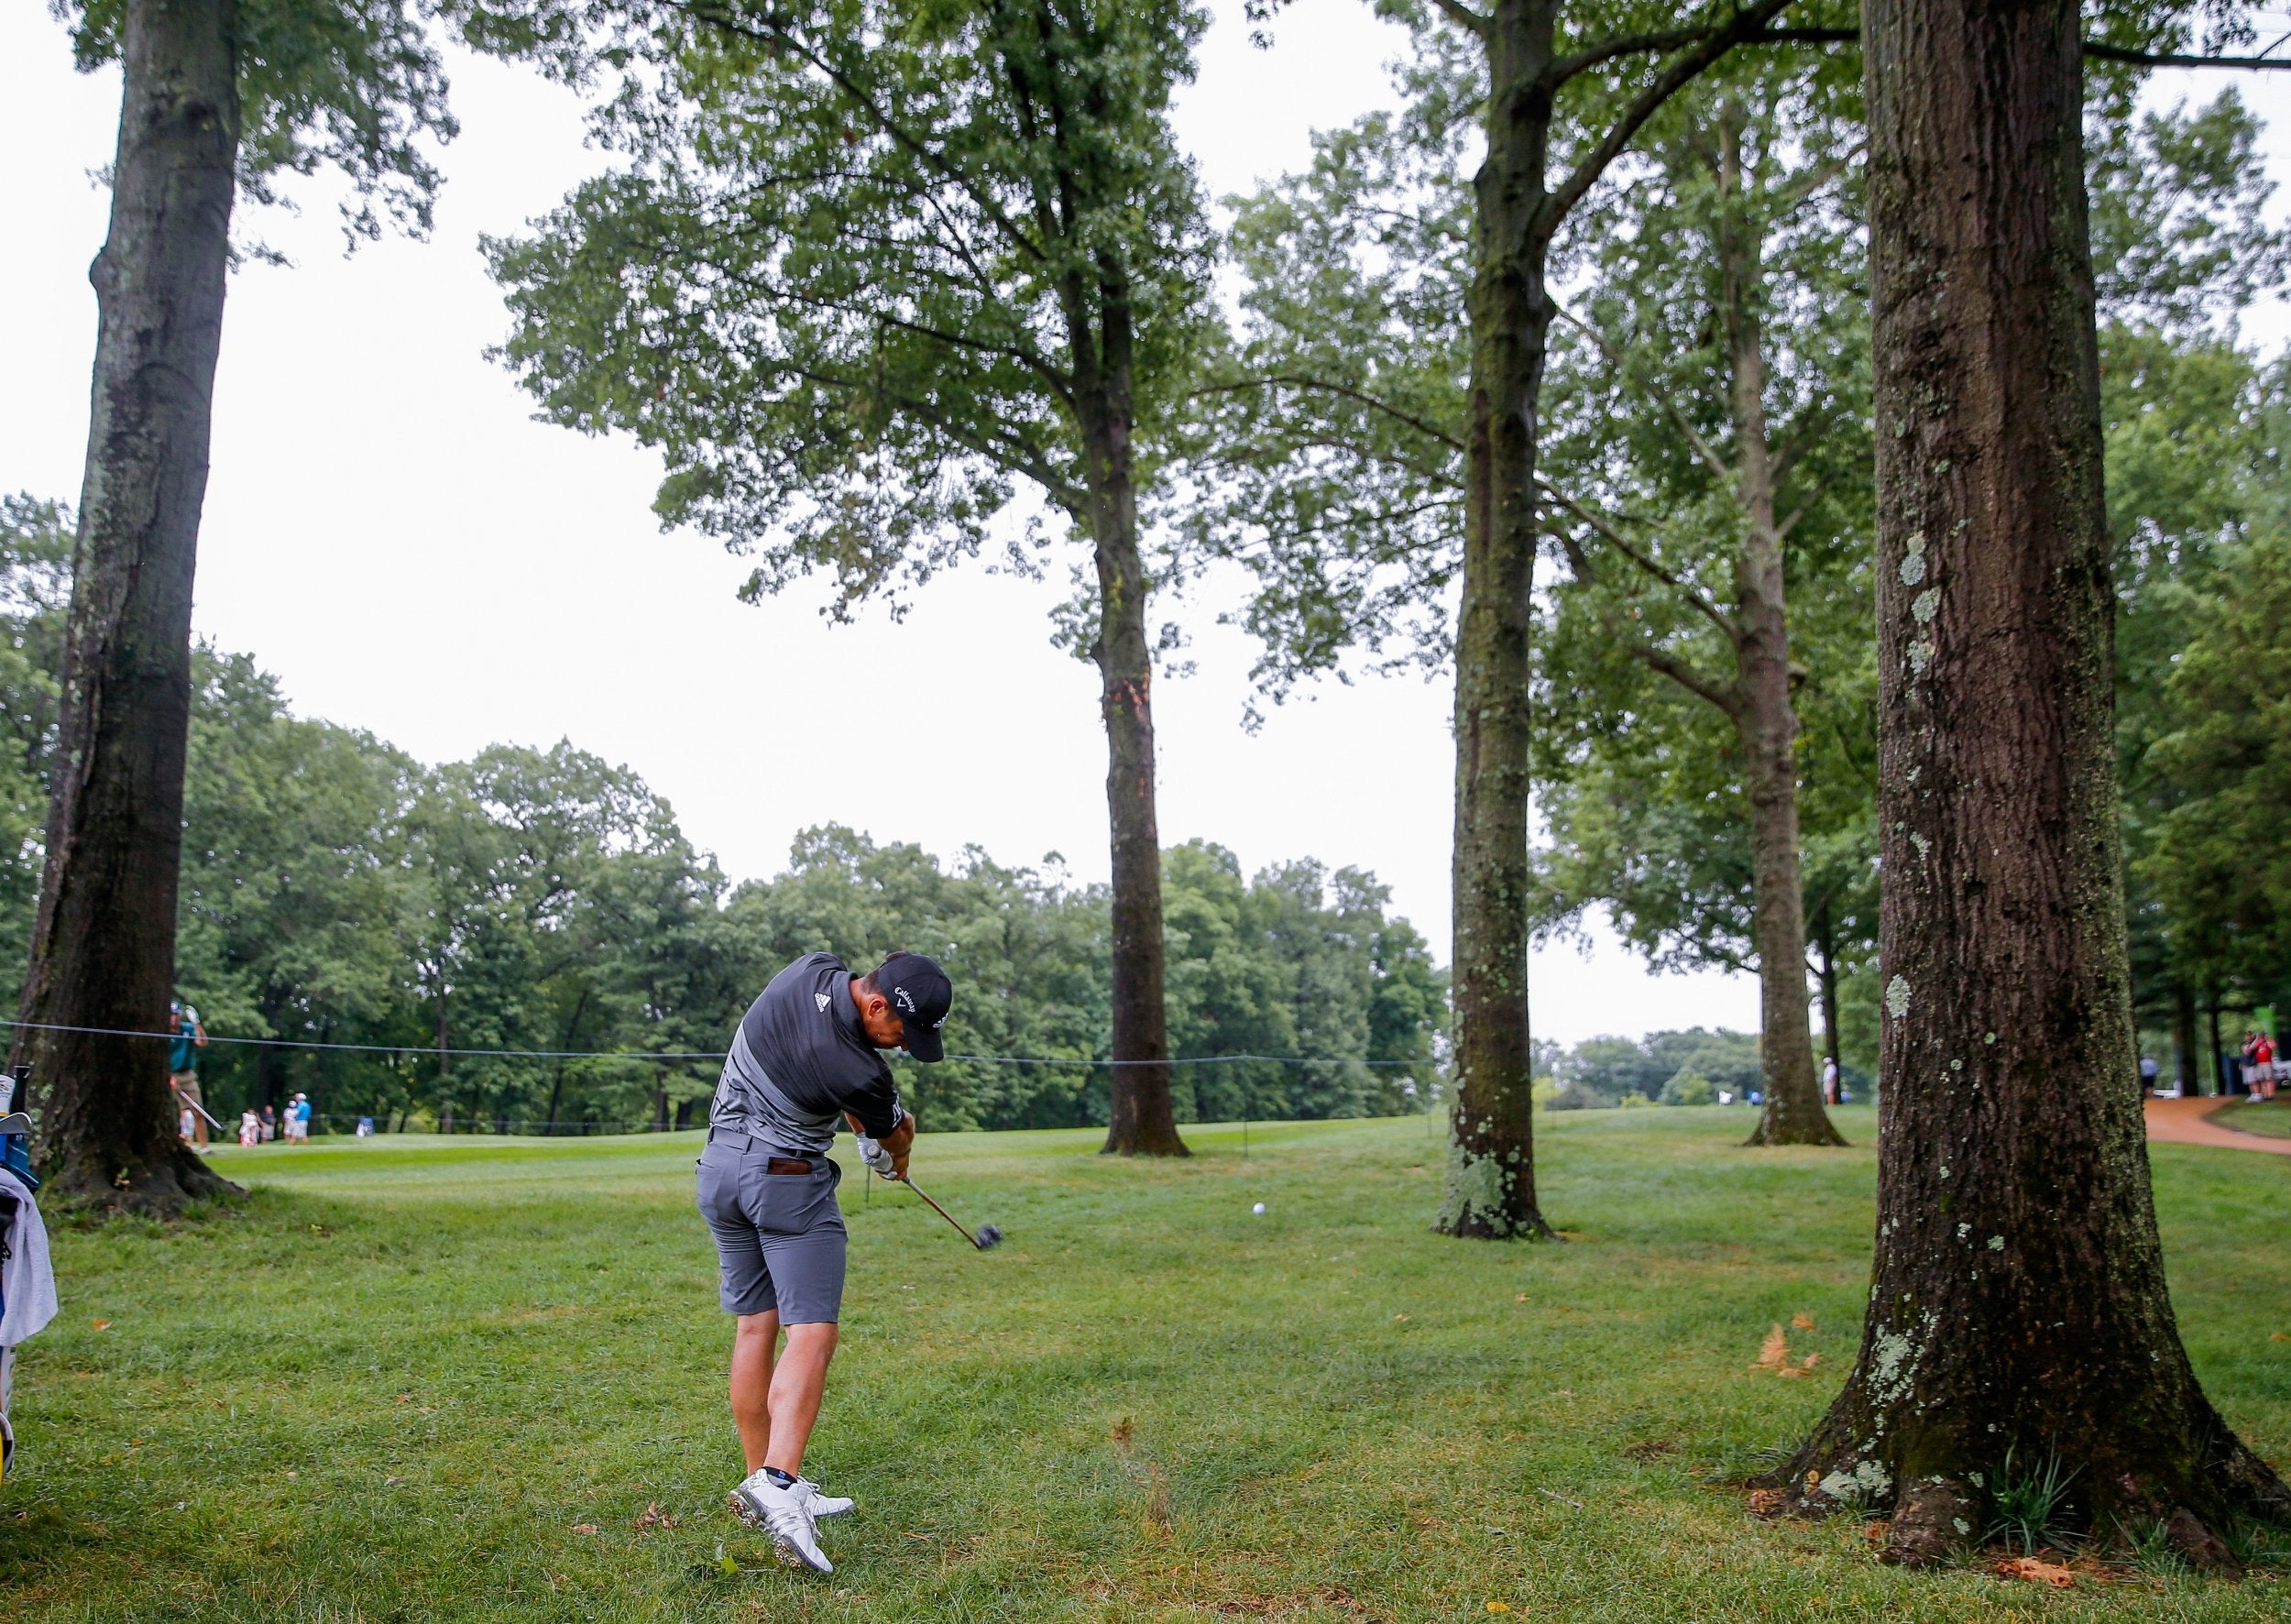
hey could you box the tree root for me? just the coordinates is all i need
[1433,1205,1558,1241]
[1882,1477,1980,1568]
[43,1146,242,1217]
[1741,1119,1850,1148]
[1759,1440,2286,1575]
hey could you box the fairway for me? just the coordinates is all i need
[5,1108,2286,1622]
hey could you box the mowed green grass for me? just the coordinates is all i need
[5,1107,2286,1623]
[2215,1098,2291,1139]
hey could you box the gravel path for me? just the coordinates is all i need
[2144,1094,2291,1156]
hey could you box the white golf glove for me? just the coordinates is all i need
[856,1135,896,1178]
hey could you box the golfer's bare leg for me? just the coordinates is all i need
[763,1322,839,1476]
[729,1310,779,1473]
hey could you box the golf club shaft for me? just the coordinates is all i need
[898,1173,982,1248]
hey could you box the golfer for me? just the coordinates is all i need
[699,949,951,1574]
[167,1001,209,1152]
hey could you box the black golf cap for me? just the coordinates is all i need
[878,951,953,1062]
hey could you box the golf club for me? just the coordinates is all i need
[888,1170,1003,1250]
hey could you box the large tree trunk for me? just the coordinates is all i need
[1080,310,1183,1158]
[1716,108,1843,1150]
[1780,0,2286,1564]
[11,0,242,1211]
[1438,2,1553,1239]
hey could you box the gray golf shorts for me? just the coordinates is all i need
[695,1135,848,1324]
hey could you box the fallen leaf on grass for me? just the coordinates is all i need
[1516,1293,1530,1302]
[1110,1417,1133,1445]
[1486,1604,1511,1614]
[1792,1312,1816,1331]
[633,1502,680,1532]
[92,1320,111,1332]
[1393,1312,1409,1322]
[571,1523,599,1535]
[1756,1324,1822,1376]
[2273,1333,2289,1343]
[1747,1488,1786,1518]
[1994,1555,2074,1588]
[1862,1520,1889,1545]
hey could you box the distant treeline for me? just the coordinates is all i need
[0,497,1443,1134]
[1532,1026,1868,1112]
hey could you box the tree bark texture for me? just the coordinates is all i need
[1715,113,1843,1150]
[1080,285,1184,1158]
[1781,0,2285,1564]
[11,0,242,1211]
[1439,0,1555,1238]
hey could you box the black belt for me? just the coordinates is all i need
[707,1125,816,1173]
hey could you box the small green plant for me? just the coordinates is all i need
[1985,1444,2082,1555]
[1700,1437,1795,1487]
[2221,1513,2291,1570]
[2123,1518,2191,1579]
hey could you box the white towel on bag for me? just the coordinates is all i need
[0,1166,57,1346]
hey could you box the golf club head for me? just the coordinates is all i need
[974,1223,1004,1250]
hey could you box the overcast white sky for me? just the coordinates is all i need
[2,7,2286,1047]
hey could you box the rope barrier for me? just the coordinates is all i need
[0,1017,1428,1069]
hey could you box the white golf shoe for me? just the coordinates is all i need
[728,1473,832,1574]
[802,1478,855,1518]
[729,1467,852,1519]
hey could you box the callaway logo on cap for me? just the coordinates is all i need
[875,950,953,1062]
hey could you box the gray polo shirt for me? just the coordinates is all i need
[709,953,904,1155]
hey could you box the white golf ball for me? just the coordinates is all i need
[1252,1202,1266,1215]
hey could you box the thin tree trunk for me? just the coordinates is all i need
[1740,734,1836,1144]
[434,975,453,1127]
[2171,981,2197,1094]
[10,0,242,1211]
[1781,0,2286,1564]
[1814,898,1843,1088]
[1716,106,1843,1150]
[1077,293,1183,1158]
[1438,1,1554,1240]
[544,986,587,1135]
